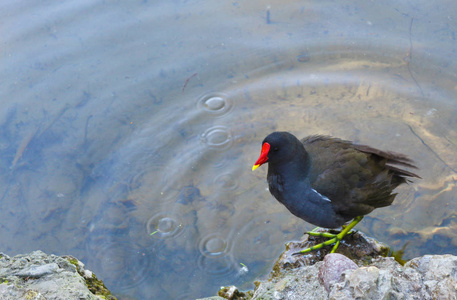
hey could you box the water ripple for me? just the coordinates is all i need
[201,126,233,151]
[147,213,184,239]
[214,173,238,190]
[198,233,230,257]
[197,253,235,277]
[197,93,232,116]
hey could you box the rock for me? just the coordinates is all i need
[245,255,457,300]
[328,255,457,299]
[199,231,457,300]
[406,255,457,299]
[0,250,117,300]
[15,263,60,278]
[218,285,248,300]
[318,253,358,292]
[250,263,327,299]
[270,230,389,279]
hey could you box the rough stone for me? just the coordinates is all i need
[218,285,248,300]
[199,231,457,300]
[318,253,358,292]
[15,263,60,278]
[271,230,389,277]
[251,263,327,299]
[0,250,117,300]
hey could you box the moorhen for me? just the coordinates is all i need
[252,132,419,254]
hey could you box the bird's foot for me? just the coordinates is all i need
[293,216,364,255]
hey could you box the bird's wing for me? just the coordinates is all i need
[301,136,416,219]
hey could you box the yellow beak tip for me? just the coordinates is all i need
[252,164,260,171]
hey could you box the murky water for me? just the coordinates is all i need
[2,1,457,299]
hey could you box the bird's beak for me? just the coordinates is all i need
[252,143,270,171]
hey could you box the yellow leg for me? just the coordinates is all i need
[294,216,364,255]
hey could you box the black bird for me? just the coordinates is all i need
[252,131,419,253]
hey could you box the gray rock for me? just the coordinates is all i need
[201,232,457,300]
[318,253,358,292]
[251,263,327,300]
[214,255,457,300]
[271,230,389,275]
[0,250,117,300]
[15,263,60,278]
[329,255,457,299]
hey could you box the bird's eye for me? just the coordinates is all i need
[273,147,279,152]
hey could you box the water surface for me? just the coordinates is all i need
[1,0,457,299]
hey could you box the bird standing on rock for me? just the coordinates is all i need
[252,131,420,254]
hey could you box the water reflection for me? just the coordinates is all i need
[1,0,457,299]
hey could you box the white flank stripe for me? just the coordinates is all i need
[311,188,331,202]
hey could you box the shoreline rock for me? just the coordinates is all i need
[0,250,117,300]
[198,231,457,300]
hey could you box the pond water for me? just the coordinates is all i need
[2,0,457,299]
